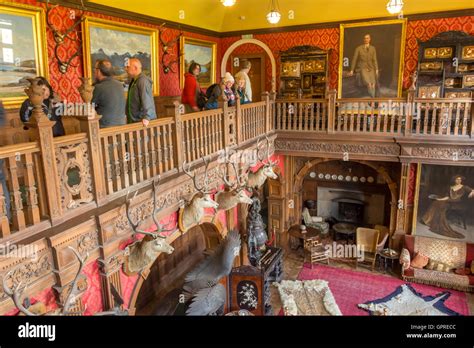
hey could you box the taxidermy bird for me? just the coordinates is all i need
[183,230,241,316]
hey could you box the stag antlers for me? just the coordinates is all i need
[159,23,182,74]
[125,176,173,239]
[256,135,278,168]
[182,155,215,195]
[1,246,113,316]
[46,0,85,74]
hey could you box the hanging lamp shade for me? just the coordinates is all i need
[221,0,236,7]
[386,0,404,14]
[266,0,281,24]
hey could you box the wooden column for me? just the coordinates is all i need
[238,202,250,266]
[222,102,231,148]
[262,92,270,133]
[235,95,242,145]
[77,79,107,204]
[173,101,184,171]
[25,80,62,221]
[327,89,337,134]
[405,89,415,137]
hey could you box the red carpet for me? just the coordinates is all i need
[297,264,469,316]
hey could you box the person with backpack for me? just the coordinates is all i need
[203,82,221,110]
[235,75,251,105]
[182,62,205,113]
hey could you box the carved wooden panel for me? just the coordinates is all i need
[55,142,94,211]
[0,238,55,313]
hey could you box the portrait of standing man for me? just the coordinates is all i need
[338,20,406,99]
[349,34,379,98]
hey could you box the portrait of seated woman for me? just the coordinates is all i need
[421,175,474,239]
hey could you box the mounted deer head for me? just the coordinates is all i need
[46,0,84,74]
[215,154,252,211]
[123,177,175,276]
[178,156,219,232]
[247,136,278,189]
[2,247,128,316]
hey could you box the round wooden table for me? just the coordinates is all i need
[288,225,320,250]
[333,222,356,242]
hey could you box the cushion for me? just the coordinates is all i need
[400,248,411,270]
[426,259,453,273]
[411,252,429,269]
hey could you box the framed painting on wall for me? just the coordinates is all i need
[413,164,474,243]
[82,17,159,95]
[179,36,216,89]
[0,3,48,108]
[338,19,406,98]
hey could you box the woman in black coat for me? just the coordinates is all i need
[19,76,65,137]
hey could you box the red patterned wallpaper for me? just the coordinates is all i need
[11,0,221,101]
[407,163,417,205]
[221,16,473,94]
[222,29,340,93]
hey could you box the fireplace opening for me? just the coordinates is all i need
[334,198,365,224]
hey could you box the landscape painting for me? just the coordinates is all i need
[413,164,474,243]
[180,37,216,88]
[0,4,48,107]
[82,17,159,95]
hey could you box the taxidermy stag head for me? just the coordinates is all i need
[179,156,219,232]
[246,136,278,189]
[2,247,127,316]
[46,0,85,73]
[123,177,175,276]
[215,156,252,211]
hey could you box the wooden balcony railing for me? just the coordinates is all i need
[0,93,275,238]
[1,87,472,239]
[274,90,474,138]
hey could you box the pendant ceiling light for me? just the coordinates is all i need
[266,0,281,24]
[386,0,404,14]
[221,0,236,7]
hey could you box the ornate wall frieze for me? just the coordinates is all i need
[275,140,400,156]
[408,146,474,160]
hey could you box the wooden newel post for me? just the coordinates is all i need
[76,77,106,204]
[406,88,416,137]
[327,89,337,133]
[24,78,62,221]
[222,100,230,148]
[235,96,242,145]
[173,100,184,170]
[262,92,270,133]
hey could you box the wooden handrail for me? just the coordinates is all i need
[99,117,175,137]
[0,142,39,157]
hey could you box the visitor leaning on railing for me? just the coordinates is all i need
[0,101,10,221]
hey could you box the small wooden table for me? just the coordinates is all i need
[288,225,320,250]
[333,222,356,242]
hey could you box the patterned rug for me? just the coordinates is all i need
[298,264,469,316]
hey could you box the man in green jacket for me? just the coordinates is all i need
[125,58,157,126]
[348,34,379,98]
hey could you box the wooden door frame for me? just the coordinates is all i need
[230,53,266,98]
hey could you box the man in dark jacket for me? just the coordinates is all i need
[0,101,10,220]
[92,59,126,128]
[125,58,157,126]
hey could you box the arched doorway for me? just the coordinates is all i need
[130,221,225,315]
[221,39,276,92]
[294,159,398,237]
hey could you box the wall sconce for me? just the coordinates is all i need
[386,0,404,14]
[221,0,236,7]
[266,0,281,24]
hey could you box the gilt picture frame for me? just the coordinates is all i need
[179,36,216,89]
[82,17,159,95]
[412,164,474,243]
[338,19,406,98]
[0,3,49,108]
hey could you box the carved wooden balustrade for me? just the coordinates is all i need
[0,93,275,239]
[274,90,473,138]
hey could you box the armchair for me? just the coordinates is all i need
[355,227,380,271]
[302,208,329,235]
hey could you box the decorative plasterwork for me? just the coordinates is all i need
[275,140,400,156]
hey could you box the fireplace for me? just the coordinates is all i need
[336,198,365,224]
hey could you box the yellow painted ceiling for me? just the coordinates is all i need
[89,0,473,32]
